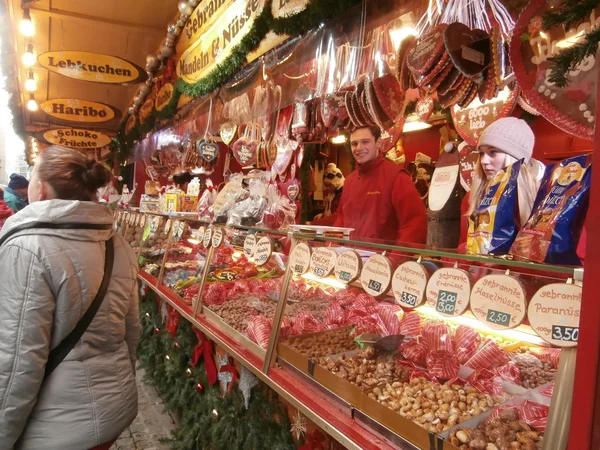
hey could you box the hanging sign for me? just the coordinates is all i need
[125,114,137,135]
[426,267,471,316]
[334,250,362,283]
[203,228,213,248]
[244,234,257,257]
[41,99,117,123]
[155,83,175,111]
[451,85,519,146]
[212,228,224,247]
[42,128,111,149]
[458,142,479,192]
[139,98,155,123]
[360,254,392,298]
[254,236,273,266]
[392,261,429,308]
[197,226,206,241]
[528,282,582,347]
[177,0,266,84]
[510,0,599,140]
[176,0,237,54]
[271,0,309,18]
[470,274,527,330]
[310,247,337,278]
[198,141,219,162]
[289,242,311,274]
[38,51,144,84]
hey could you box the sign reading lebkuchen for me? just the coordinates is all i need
[41,99,116,123]
[38,51,144,84]
[43,128,111,149]
[177,0,266,84]
[155,83,175,111]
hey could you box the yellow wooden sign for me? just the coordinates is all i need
[38,51,143,84]
[43,128,112,149]
[271,0,309,18]
[139,98,155,123]
[155,83,175,111]
[177,0,237,54]
[177,0,266,84]
[41,99,116,123]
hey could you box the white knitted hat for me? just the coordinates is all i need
[477,117,535,163]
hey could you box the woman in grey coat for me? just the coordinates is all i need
[0,146,140,449]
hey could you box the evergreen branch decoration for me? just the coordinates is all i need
[546,27,600,87]
[542,0,600,31]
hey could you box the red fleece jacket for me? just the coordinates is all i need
[333,155,427,244]
[0,200,13,230]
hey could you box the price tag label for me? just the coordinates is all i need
[528,282,582,347]
[134,215,140,227]
[150,217,159,233]
[426,268,471,316]
[254,236,272,266]
[127,213,133,225]
[289,242,311,274]
[142,223,151,241]
[470,274,527,329]
[165,219,172,234]
[436,290,458,315]
[177,221,186,238]
[310,247,337,278]
[139,215,146,227]
[360,254,392,298]
[212,228,224,247]
[203,228,212,248]
[244,235,257,258]
[334,250,362,283]
[197,226,206,241]
[392,261,429,308]
[486,309,511,327]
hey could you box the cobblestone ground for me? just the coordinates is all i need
[110,366,176,450]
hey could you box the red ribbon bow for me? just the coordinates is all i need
[191,330,218,385]
[165,305,180,338]
[299,431,325,450]
[218,360,240,391]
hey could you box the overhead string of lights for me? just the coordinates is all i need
[19,8,37,111]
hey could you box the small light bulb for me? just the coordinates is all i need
[27,93,38,111]
[22,44,35,67]
[25,71,36,92]
[19,9,35,37]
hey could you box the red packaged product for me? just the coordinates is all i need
[323,303,348,330]
[246,315,272,349]
[400,340,430,366]
[203,282,233,305]
[465,339,509,371]
[399,312,424,337]
[352,313,389,337]
[422,322,454,353]
[540,383,554,398]
[454,325,482,364]
[493,362,521,385]
[376,303,404,335]
[426,350,460,380]
[279,316,293,338]
[355,293,379,313]
[467,369,505,395]
[531,347,561,368]
[291,312,321,336]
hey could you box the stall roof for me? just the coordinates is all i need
[2,0,178,136]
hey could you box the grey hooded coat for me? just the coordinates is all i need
[0,200,139,449]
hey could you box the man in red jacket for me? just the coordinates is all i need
[333,126,427,244]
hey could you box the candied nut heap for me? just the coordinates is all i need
[282,327,358,358]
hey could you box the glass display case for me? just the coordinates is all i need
[124,211,580,450]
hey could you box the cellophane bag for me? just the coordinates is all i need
[467,160,522,255]
[511,154,591,265]
[259,184,297,230]
[197,180,217,222]
[227,176,269,227]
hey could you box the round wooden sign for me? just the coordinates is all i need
[310,247,337,278]
[212,228,224,248]
[289,242,312,275]
[197,226,206,242]
[334,250,362,283]
[203,228,213,248]
[470,274,527,330]
[165,219,172,234]
[139,215,146,227]
[254,237,273,266]
[177,221,186,238]
[360,254,393,298]
[244,235,257,258]
[392,261,429,308]
[528,282,582,347]
[426,267,471,316]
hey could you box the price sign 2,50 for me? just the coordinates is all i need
[487,309,511,327]
[552,325,579,342]
[436,290,457,314]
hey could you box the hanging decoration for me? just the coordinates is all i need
[165,304,180,337]
[238,366,260,409]
[218,353,240,392]
[290,410,308,441]
[191,329,218,385]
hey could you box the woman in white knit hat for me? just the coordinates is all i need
[467,117,545,229]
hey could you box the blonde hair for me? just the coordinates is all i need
[467,154,542,227]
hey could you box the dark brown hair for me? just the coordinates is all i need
[37,145,112,201]
[351,125,381,141]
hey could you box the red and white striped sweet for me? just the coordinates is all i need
[290,312,321,336]
[426,350,460,380]
[540,383,554,398]
[401,340,430,366]
[493,362,521,385]
[246,315,272,349]
[531,348,561,369]
[455,325,482,364]
[377,303,404,335]
[422,322,454,353]
[352,313,388,337]
[399,312,424,337]
[465,339,509,371]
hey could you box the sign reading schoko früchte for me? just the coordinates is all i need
[43,128,111,149]
[38,51,144,84]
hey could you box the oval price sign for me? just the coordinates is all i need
[289,242,311,274]
[310,247,337,278]
[470,274,527,329]
[334,250,362,283]
[254,237,273,266]
[212,228,224,247]
[244,235,257,258]
[203,228,213,248]
[392,261,429,308]
[426,267,471,317]
[360,254,392,298]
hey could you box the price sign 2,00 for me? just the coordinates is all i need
[436,290,457,315]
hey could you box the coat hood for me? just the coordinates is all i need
[0,199,115,243]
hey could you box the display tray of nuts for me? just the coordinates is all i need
[279,326,359,359]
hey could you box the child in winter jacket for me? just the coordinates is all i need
[0,187,13,229]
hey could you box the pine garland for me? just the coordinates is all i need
[542,0,600,87]
[138,290,295,450]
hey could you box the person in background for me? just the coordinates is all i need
[0,146,139,450]
[3,173,29,212]
[172,170,194,193]
[333,125,427,244]
[0,187,13,229]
